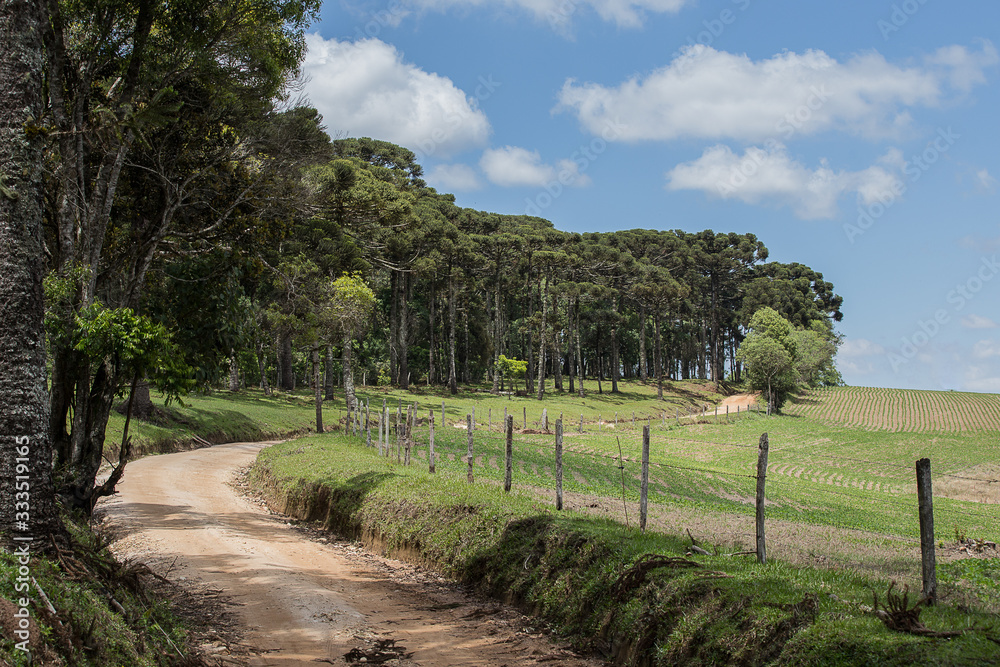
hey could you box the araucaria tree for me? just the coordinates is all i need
[0,0,64,545]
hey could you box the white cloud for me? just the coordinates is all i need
[840,338,886,357]
[556,43,997,143]
[973,340,1000,359]
[426,164,482,191]
[480,146,592,188]
[975,169,998,193]
[405,0,689,31]
[302,34,491,158]
[962,315,998,329]
[665,143,902,219]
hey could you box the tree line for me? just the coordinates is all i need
[1,0,843,531]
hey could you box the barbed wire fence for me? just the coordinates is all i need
[336,396,999,597]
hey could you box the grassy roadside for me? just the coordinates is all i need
[0,513,195,666]
[250,432,1000,666]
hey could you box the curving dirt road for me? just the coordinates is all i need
[102,442,608,666]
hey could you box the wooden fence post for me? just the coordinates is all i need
[466,414,474,484]
[489,408,492,433]
[504,415,513,493]
[396,403,402,462]
[756,433,769,565]
[555,418,563,510]
[579,414,584,433]
[429,409,436,473]
[916,458,937,605]
[543,408,548,431]
[640,425,650,532]
[523,406,527,430]
[378,404,384,455]
[404,405,413,466]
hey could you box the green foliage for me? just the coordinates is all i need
[75,303,192,401]
[496,354,528,380]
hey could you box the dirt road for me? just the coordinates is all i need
[103,442,607,666]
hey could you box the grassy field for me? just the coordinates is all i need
[113,379,999,612]
[251,429,1000,666]
[320,380,1000,604]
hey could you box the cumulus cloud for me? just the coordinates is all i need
[973,340,1000,358]
[962,314,998,329]
[556,43,997,142]
[480,146,592,188]
[302,34,491,158]
[403,0,689,31]
[665,143,902,219]
[426,164,482,191]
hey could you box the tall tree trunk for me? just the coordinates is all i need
[575,296,585,398]
[536,277,548,400]
[229,350,239,392]
[257,344,271,395]
[399,272,410,389]
[552,292,562,391]
[639,304,648,381]
[312,346,323,432]
[324,344,334,400]
[610,295,620,394]
[0,0,65,543]
[343,334,357,412]
[490,282,502,394]
[428,283,435,386]
[655,314,664,400]
[566,296,574,395]
[462,297,470,384]
[389,270,399,384]
[448,271,458,395]
[279,332,294,391]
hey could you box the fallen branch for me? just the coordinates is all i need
[872,582,963,638]
[613,553,701,600]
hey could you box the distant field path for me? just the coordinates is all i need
[783,387,1000,432]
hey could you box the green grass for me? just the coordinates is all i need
[103,387,322,458]
[251,431,1000,666]
[0,514,191,666]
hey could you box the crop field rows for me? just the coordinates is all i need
[357,410,1000,554]
[784,386,1000,432]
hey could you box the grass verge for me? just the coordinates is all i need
[0,513,200,666]
[250,432,1000,666]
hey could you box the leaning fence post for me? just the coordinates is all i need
[916,458,937,605]
[429,409,436,473]
[640,425,650,532]
[466,414,474,484]
[555,418,563,510]
[756,433,769,565]
[504,415,513,493]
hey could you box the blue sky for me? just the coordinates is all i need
[302,0,1000,393]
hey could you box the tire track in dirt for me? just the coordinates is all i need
[102,442,607,666]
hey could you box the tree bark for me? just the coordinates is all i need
[279,332,294,391]
[324,344,334,400]
[639,303,648,381]
[229,350,239,392]
[0,0,65,545]
[312,346,323,432]
[343,334,357,412]
[610,295,620,394]
[398,271,410,389]
[448,271,458,395]
[428,283,435,385]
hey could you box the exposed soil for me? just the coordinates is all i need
[100,442,608,666]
